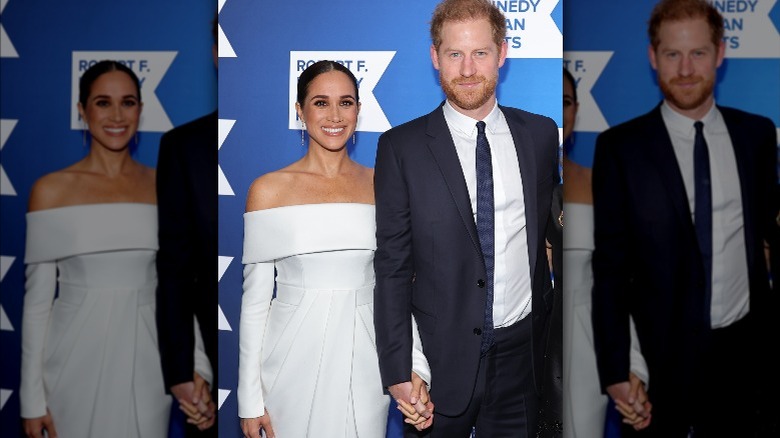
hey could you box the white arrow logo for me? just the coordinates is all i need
[564,51,613,133]
[0,119,17,196]
[71,51,177,132]
[289,51,395,133]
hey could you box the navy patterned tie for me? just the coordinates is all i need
[476,121,495,354]
[694,121,712,326]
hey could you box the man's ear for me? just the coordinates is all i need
[497,40,508,68]
[648,44,658,71]
[430,44,441,71]
[715,40,725,69]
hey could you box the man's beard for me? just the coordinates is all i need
[440,73,497,111]
[659,75,715,112]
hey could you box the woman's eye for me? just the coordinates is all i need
[314,101,327,107]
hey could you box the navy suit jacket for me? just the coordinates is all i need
[374,103,558,416]
[591,104,777,411]
[156,111,219,389]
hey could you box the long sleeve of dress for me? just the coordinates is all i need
[20,262,57,418]
[237,261,275,418]
[628,316,649,387]
[193,316,213,387]
[411,315,432,388]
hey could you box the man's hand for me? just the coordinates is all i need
[171,380,196,404]
[171,372,216,430]
[623,372,652,430]
[23,410,58,438]
[607,378,651,430]
[240,410,275,438]
[389,372,434,430]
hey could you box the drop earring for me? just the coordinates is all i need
[352,133,356,145]
[301,121,306,146]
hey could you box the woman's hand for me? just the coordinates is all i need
[23,410,58,438]
[241,409,275,438]
[395,372,434,431]
[397,397,434,431]
[615,372,652,430]
[173,372,216,430]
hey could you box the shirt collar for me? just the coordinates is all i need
[443,99,502,137]
[661,100,720,136]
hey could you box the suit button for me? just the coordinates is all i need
[477,279,485,288]
[473,328,482,335]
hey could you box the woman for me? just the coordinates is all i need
[238,61,429,438]
[561,67,650,437]
[20,60,210,438]
[537,106,564,438]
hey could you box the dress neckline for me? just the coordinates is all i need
[246,202,375,214]
[28,202,157,215]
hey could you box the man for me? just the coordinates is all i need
[155,14,219,436]
[373,0,559,435]
[591,0,778,436]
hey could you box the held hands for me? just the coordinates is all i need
[240,409,275,438]
[606,372,652,431]
[23,409,58,438]
[171,371,216,431]
[388,372,434,431]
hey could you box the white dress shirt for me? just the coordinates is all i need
[442,100,533,327]
[661,101,749,328]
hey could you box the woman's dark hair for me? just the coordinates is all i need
[563,67,577,103]
[78,60,141,107]
[296,60,359,106]
[212,12,218,44]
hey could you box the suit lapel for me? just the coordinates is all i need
[643,106,694,229]
[721,107,756,273]
[424,106,482,255]
[193,112,219,227]
[502,106,540,278]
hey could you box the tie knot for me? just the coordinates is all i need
[694,120,704,133]
[476,121,487,135]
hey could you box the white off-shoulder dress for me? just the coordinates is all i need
[238,203,428,437]
[20,203,171,437]
[562,202,648,438]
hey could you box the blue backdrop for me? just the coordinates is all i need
[216,0,562,436]
[0,1,216,436]
[564,0,779,169]
[563,1,779,436]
